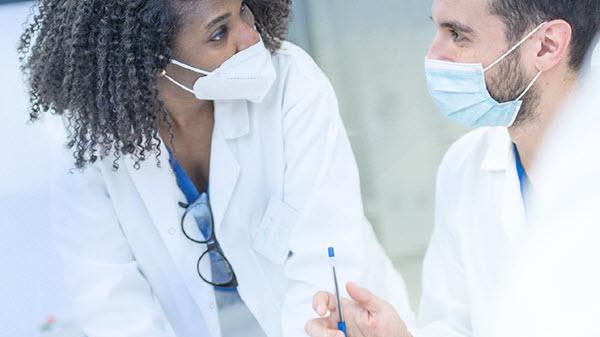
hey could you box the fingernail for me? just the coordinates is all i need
[317,304,325,315]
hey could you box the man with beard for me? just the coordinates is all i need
[305,0,600,337]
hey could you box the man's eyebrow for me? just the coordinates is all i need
[206,13,231,30]
[438,20,475,34]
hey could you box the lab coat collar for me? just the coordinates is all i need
[481,127,512,172]
[478,127,529,244]
[124,99,247,238]
[500,148,529,245]
[123,142,180,234]
[209,100,244,236]
[214,100,250,139]
[208,125,241,237]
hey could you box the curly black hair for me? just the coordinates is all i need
[18,0,292,170]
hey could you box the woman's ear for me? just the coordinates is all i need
[535,20,573,72]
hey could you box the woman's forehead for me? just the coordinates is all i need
[176,0,243,29]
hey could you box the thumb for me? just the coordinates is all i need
[346,282,383,313]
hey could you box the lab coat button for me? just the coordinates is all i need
[209,302,215,310]
[168,227,176,235]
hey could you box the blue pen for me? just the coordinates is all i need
[328,247,347,337]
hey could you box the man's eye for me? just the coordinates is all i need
[450,29,466,42]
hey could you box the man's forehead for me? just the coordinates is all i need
[432,0,505,35]
[432,0,491,25]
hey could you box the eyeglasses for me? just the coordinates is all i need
[179,194,238,288]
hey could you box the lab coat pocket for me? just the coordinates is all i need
[252,197,298,266]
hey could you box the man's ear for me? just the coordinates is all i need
[535,20,573,71]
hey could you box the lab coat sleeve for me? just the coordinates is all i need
[415,152,472,337]
[50,151,175,337]
[277,51,415,336]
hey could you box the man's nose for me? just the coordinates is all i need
[426,33,444,60]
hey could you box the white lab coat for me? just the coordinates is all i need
[50,42,414,337]
[487,64,600,337]
[416,127,525,337]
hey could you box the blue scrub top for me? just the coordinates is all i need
[513,144,529,203]
[168,151,202,205]
[168,151,265,335]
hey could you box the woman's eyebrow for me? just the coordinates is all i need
[205,13,232,31]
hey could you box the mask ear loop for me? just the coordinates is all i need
[517,70,543,100]
[484,22,547,72]
[159,69,196,95]
[163,59,212,95]
[170,59,212,75]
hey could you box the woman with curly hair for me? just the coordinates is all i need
[19,0,414,336]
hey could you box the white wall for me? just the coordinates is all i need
[0,2,76,337]
[286,0,467,308]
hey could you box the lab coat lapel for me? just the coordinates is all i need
[124,141,181,241]
[481,128,528,246]
[124,98,248,240]
[500,150,528,245]
[209,100,247,237]
[124,142,221,334]
[122,143,207,280]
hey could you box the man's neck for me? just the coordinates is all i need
[508,73,576,182]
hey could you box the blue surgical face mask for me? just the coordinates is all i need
[425,22,546,128]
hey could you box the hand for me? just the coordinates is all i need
[304,282,412,337]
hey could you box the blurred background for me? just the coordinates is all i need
[1,1,598,336]
[285,0,466,310]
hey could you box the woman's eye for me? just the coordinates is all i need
[210,27,228,42]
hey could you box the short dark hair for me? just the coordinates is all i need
[489,0,599,71]
[18,0,292,169]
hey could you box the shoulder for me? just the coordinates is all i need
[267,41,339,130]
[272,41,328,82]
[271,41,334,99]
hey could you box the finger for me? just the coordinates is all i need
[340,297,354,313]
[346,282,383,313]
[305,318,346,337]
[325,292,338,311]
[312,291,337,316]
